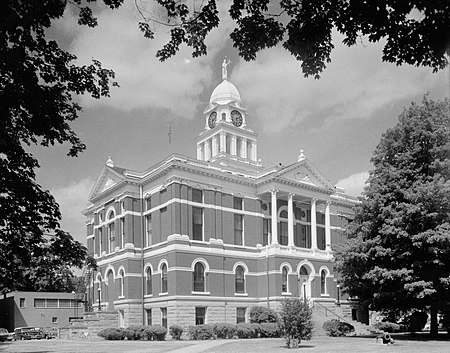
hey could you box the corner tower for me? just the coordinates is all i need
[196,59,262,173]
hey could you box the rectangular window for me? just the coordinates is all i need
[192,188,203,203]
[145,215,152,247]
[19,298,25,308]
[195,307,206,325]
[316,212,325,225]
[52,317,58,324]
[47,299,58,308]
[161,308,167,328]
[146,197,152,211]
[236,307,246,324]
[146,309,152,326]
[262,219,269,246]
[317,227,326,250]
[234,214,243,245]
[296,224,311,248]
[233,197,242,210]
[59,299,70,308]
[279,222,288,246]
[120,217,125,248]
[192,207,203,241]
[34,299,45,308]
[98,228,103,253]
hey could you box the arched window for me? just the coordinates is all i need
[107,211,115,253]
[300,266,308,276]
[235,266,245,294]
[118,269,124,297]
[320,270,326,295]
[146,267,152,296]
[193,262,205,292]
[161,263,168,293]
[282,266,288,293]
[278,209,288,245]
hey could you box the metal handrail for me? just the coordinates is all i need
[312,300,353,325]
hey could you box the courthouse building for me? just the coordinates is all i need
[84,64,358,328]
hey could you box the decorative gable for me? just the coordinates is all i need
[88,167,126,201]
[276,161,335,191]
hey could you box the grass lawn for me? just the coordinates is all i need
[0,333,448,353]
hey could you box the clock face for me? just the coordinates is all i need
[208,112,217,128]
[231,110,243,127]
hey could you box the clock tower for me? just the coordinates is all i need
[196,60,262,173]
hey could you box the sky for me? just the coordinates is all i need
[31,1,449,246]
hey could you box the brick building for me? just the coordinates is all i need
[84,65,358,328]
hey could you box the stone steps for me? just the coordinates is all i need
[59,311,119,340]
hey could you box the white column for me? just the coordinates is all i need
[242,138,247,159]
[252,141,257,161]
[197,144,202,160]
[325,201,331,251]
[311,198,317,250]
[204,139,211,160]
[231,135,237,156]
[211,135,218,157]
[288,193,295,246]
[271,189,278,245]
[219,132,226,153]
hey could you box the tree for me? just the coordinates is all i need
[136,0,450,78]
[0,1,118,293]
[334,96,450,337]
[279,298,313,348]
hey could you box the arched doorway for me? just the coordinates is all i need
[298,265,311,301]
[106,270,115,310]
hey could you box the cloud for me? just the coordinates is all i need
[231,32,447,133]
[336,171,369,197]
[55,2,235,119]
[51,178,94,245]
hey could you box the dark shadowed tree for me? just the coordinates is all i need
[334,96,450,337]
[0,0,119,293]
[136,0,450,78]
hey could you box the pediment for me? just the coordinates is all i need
[88,167,126,201]
[276,161,335,190]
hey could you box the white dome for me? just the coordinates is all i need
[209,80,241,104]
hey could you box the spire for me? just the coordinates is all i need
[221,57,231,80]
[106,156,114,167]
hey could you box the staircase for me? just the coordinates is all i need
[311,301,371,336]
[75,265,95,313]
[59,311,119,340]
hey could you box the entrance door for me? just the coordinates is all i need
[298,265,311,300]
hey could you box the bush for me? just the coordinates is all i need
[235,323,259,338]
[213,323,236,339]
[323,319,355,337]
[280,298,313,348]
[188,324,215,340]
[126,326,146,340]
[260,322,281,338]
[97,328,125,340]
[249,306,278,324]
[169,325,183,340]
[122,328,135,340]
[441,312,450,334]
[373,321,401,333]
[143,325,167,341]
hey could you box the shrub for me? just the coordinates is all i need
[169,325,183,340]
[323,319,355,337]
[249,305,278,324]
[280,298,313,348]
[235,323,259,338]
[373,321,401,333]
[97,328,125,340]
[122,328,135,340]
[188,324,215,340]
[441,312,450,334]
[143,325,167,341]
[126,326,146,340]
[260,322,281,338]
[213,323,236,339]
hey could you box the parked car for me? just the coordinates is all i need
[0,328,14,342]
[41,327,58,339]
[14,327,44,340]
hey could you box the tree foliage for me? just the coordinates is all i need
[0,0,118,293]
[279,298,313,348]
[334,96,450,336]
[136,0,450,78]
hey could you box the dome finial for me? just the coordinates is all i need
[222,56,231,80]
[106,156,114,167]
[297,149,306,162]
